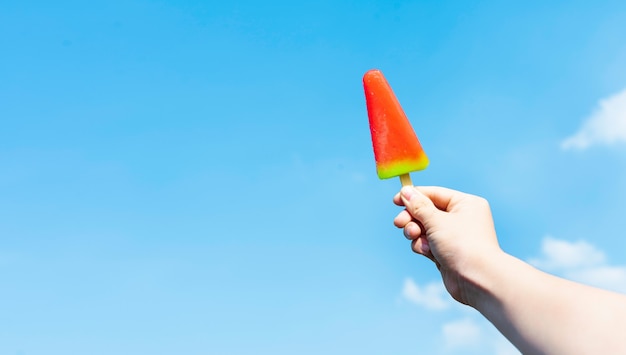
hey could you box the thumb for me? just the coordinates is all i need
[400,186,439,228]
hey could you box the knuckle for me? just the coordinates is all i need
[410,198,431,215]
[474,196,490,210]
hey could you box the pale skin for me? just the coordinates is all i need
[393,186,626,355]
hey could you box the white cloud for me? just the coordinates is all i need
[569,266,626,293]
[528,236,626,294]
[442,318,482,350]
[401,278,451,311]
[439,316,520,355]
[402,236,626,355]
[401,278,520,354]
[528,236,605,270]
[561,88,626,150]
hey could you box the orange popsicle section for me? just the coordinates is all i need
[363,69,429,179]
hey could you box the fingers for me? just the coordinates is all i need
[411,237,435,263]
[394,210,423,242]
[393,192,404,206]
[403,221,422,240]
[394,186,459,266]
[411,237,430,255]
[394,210,423,238]
[400,186,439,225]
[393,209,412,228]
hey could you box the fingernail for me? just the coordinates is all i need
[401,186,414,200]
[421,239,430,254]
[403,227,411,240]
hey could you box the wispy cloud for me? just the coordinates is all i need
[528,236,626,293]
[561,88,626,150]
[401,278,519,354]
[442,318,482,350]
[401,278,451,311]
[528,237,605,270]
[441,317,519,355]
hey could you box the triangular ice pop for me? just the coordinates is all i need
[363,69,429,186]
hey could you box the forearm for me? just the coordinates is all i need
[467,252,626,355]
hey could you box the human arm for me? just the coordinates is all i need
[393,186,626,355]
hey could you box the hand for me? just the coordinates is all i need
[393,186,502,305]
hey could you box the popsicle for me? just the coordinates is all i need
[363,69,429,186]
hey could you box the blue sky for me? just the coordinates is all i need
[2,1,626,354]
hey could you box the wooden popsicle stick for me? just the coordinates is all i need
[399,173,413,187]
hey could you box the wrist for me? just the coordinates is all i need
[457,249,513,309]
